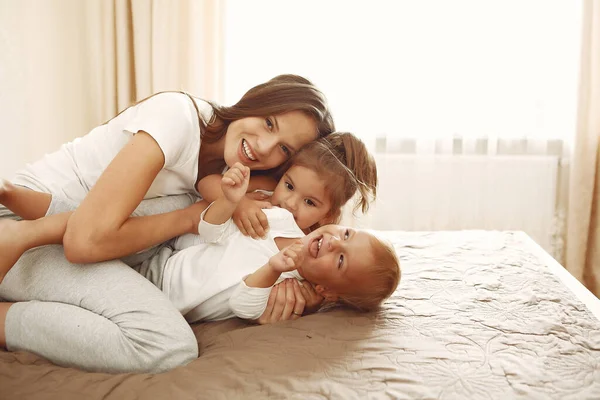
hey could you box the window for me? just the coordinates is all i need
[224,0,582,144]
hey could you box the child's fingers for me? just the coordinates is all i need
[231,163,249,176]
[223,170,239,184]
[231,162,245,172]
[234,217,249,236]
[233,174,244,186]
[248,216,266,239]
[229,165,250,184]
[242,217,259,239]
[222,177,235,186]
[256,209,270,232]
[259,201,273,209]
[289,243,303,258]
[285,246,300,258]
[282,249,293,261]
[282,251,298,268]
[286,256,295,267]
[229,169,245,184]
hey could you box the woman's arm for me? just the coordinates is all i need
[63,132,198,263]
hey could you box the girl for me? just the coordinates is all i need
[0,75,334,373]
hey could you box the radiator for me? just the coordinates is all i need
[344,154,561,255]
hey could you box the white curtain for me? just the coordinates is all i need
[0,0,223,178]
[566,0,600,295]
[340,136,568,260]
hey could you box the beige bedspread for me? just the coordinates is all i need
[1,231,600,400]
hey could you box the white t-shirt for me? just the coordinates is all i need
[12,92,213,202]
[163,206,305,323]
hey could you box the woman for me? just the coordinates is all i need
[0,74,334,373]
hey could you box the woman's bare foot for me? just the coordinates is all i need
[0,219,27,284]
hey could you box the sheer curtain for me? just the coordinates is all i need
[84,0,224,122]
[0,0,223,178]
[566,0,600,295]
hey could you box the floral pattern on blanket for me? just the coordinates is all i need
[2,231,600,400]
[385,231,600,399]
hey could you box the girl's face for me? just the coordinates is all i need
[297,225,376,300]
[223,111,317,170]
[271,165,332,230]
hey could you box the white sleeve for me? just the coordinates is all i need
[228,271,302,320]
[123,92,198,169]
[197,202,239,243]
[228,280,276,320]
[172,233,202,251]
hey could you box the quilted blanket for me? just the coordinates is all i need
[1,231,599,399]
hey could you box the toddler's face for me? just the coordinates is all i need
[271,165,332,230]
[296,224,376,297]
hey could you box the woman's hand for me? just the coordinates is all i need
[233,192,272,239]
[257,279,305,324]
[297,281,325,315]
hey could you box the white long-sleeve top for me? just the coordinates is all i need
[161,205,305,323]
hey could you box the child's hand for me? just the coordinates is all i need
[221,163,250,204]
[269,240,304,273]
[233,193,272,239]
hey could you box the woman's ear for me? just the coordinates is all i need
[315,284,339,302]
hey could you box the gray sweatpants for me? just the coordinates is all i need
[0,194,199,373]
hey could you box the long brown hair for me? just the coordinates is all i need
[289,132,378,226]
[202,74,335,143]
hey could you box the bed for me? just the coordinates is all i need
[1,230,599,399]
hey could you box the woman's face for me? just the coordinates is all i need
[223,111,318,170]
